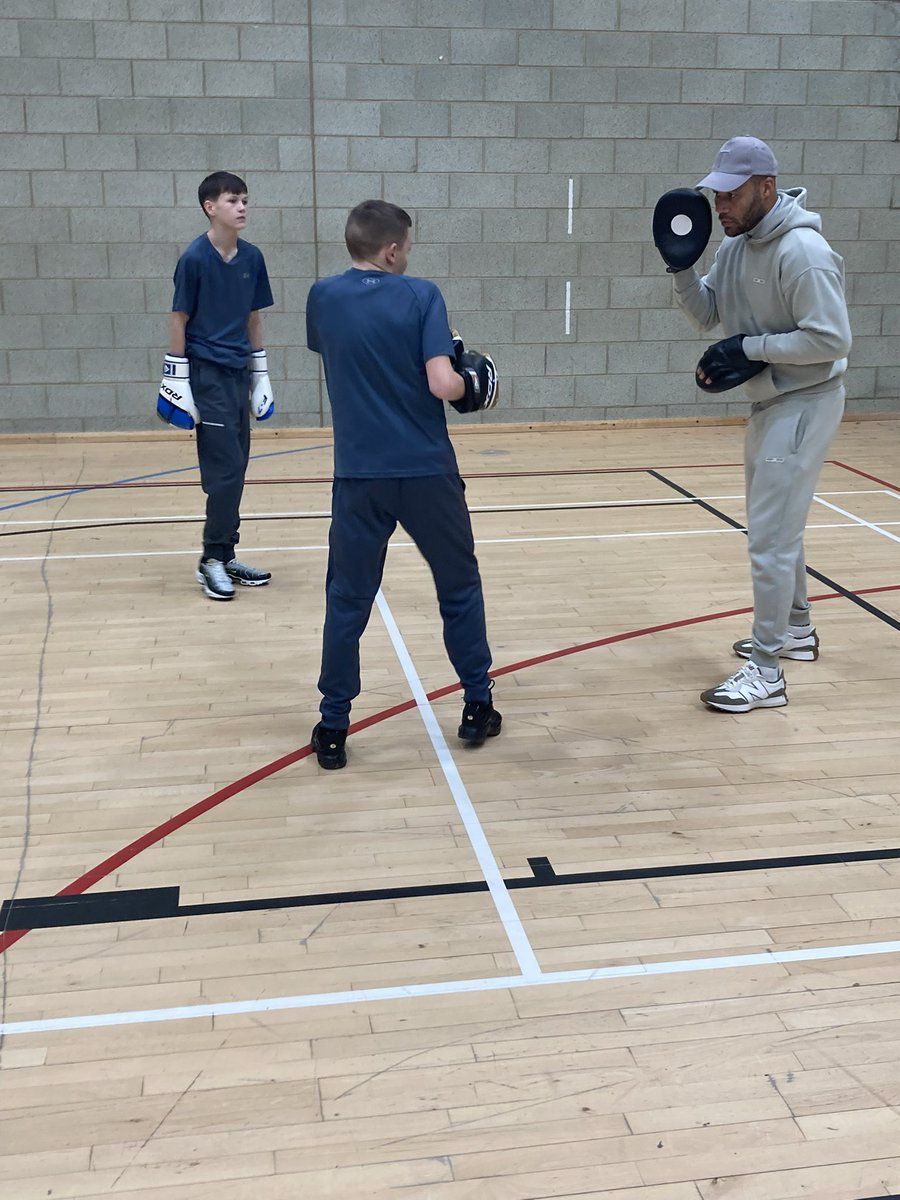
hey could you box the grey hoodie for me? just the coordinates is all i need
[672,187,852,405]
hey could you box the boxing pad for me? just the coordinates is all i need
[653,188,712,274]
[696,335,767,393]
[449,330,498,414]
[156,354,199,430]
[249,349,274,420]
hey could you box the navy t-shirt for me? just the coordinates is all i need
[306,269,458,479]
[172,233,274,368]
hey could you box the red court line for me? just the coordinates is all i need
[5,582,900,956]
[7,455,896,495]
[830,460,900,494]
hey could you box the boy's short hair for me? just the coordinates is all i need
[198,171,248,214]
[345,200,412,260]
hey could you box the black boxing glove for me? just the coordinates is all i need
[696,335,767,393]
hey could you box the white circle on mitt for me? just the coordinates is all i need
[671,214,693,236]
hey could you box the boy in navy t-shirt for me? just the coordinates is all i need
[164,171,275,600]
[305,199,501,769]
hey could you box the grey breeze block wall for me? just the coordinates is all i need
[0,0,898,434]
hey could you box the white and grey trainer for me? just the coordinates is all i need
[225,558,271,586]
[196,558,235,600]
[701,662,787,713]
[733,627,819,662]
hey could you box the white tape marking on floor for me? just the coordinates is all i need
[3,938,899,1036]
[375,589,541,980]
[0,490,885,527]
[813,495,900,545]
[0,521,879,564]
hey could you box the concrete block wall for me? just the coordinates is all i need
[0,0,897,433]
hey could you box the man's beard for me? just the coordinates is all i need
[735,189,770,235]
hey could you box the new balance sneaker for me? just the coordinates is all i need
[225,558,271,586]
[196,558,235,600]
[458,698,502,746]
[733,627,819,662]
[311,722,347,770]
[701,662,787,713]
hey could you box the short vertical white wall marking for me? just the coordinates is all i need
[566,178,574,336]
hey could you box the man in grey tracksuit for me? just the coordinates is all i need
[671,136,852,713]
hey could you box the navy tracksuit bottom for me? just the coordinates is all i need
[191,357,251,564]
[318,474,493,728]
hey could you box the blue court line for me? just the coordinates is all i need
[0,443,333,513]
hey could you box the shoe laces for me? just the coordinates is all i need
[721,662,781,693]
[728,663,760,685]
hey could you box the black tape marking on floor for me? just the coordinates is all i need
[2,887,179,929]
[0,499,703,540]
[5,846,900,933]
[648,469,900,634]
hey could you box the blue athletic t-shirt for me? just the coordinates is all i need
[172,233,274,368]
[306,269,458,478]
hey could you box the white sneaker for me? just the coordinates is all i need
[701,662,787,712]
[733,628,819,662]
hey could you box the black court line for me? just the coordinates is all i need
[0,498,704,540]
[649,469,900,635]
[5,845,900,932]
[0,462,747,494]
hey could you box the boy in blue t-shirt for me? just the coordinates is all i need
[305,199,501,769]
[161,171,275,601]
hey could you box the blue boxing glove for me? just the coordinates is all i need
[156,355,199,429]
[249,349,274,420]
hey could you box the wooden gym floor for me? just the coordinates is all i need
[1,418,900,1200]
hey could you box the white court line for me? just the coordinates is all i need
[0,490,889,528]
[567,177,574,235]
[813,494,900,545]
[375,590,541,980]
[0,521,881,565]
[565,280,572,336]
[3,938,899,1036]
[0,511,331,527]
[3,498,712,526]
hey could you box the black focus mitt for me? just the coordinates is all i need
[449,329,499,413]
[696,335,767,393]
[653,188,712,274]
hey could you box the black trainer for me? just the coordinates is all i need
[225,558,271,586]
[457,698,502,746]
[311,722,348,770]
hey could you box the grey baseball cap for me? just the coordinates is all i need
[697,136,779,191]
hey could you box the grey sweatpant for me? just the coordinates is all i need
[745,386,845,669]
